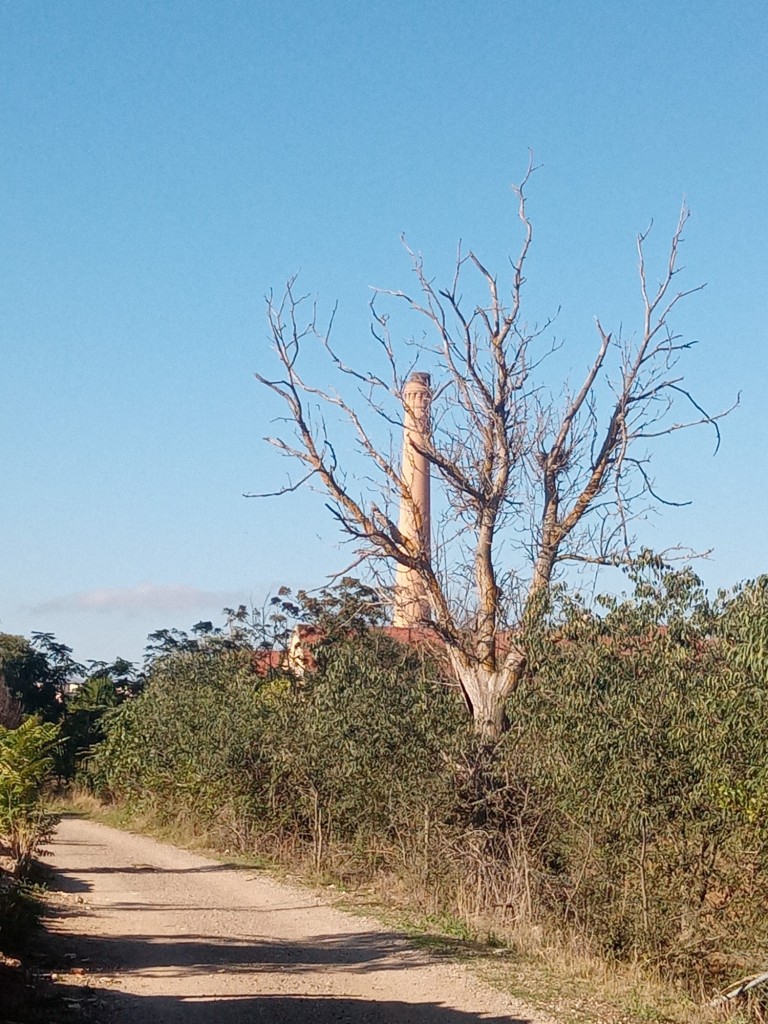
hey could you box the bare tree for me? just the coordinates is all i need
[254,165,730,744]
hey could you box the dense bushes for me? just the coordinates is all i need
[88,634,465,863]
[494,571,768,985]
[87,649,268,842]
[86,569,768,993]
[255,634,465,871]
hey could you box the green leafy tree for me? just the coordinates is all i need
[59,673,123,778]
[0,633,82,722]
[84,657,139,696]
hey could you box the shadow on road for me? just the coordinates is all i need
[53,860,251,882]
[44,928,441,974]
[84,990,532,1023]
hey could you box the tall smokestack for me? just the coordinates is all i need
[393,372,431,627]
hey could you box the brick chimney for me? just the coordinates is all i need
[393,372,432,626]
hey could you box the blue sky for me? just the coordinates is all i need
[1,0,765,665]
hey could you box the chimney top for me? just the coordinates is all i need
[407,372,431,388]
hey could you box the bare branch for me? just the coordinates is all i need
[244,467,319,499]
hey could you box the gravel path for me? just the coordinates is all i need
[43,816,548,1023]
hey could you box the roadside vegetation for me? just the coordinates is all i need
[34,565,763,1022]
[4,567,768,1020]
[0,631,131,1016]
[0,650,63,1018]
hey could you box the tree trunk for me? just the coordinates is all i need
[448,650,525,746]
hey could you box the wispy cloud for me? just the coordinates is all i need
[32,583,233,617]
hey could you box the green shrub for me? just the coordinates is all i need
[0,717,60,875]
[257,632,465,869]
[86,649,274,844]
[497,569,768,984]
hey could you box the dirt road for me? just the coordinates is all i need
[42,816,548,1023]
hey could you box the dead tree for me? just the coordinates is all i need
[254,164,730,745]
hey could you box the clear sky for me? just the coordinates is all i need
[1,0,766,666]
